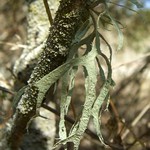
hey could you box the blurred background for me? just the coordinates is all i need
[0,0,149,150]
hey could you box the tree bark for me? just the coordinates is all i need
[13,0,53,86]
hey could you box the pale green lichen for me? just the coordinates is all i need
[17,85,38,114]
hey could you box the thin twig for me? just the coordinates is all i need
[42,103,75,124]
[108,1,138,13]
[0,41,27,49]
[109,99,124,134]
[0,86,14,95]
[122,104,150,139]
[43,0,53,25]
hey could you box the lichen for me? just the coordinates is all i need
[16,0,90,122]
[17,85,38,114]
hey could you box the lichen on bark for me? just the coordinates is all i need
[28,0,88,84]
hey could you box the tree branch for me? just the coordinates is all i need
[7,0,89,149]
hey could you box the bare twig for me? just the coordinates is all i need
[109,99,124,134]
[122,104,150,139]
[43,0,53,25]
[0,86,14,95]
[108,1,138,13]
